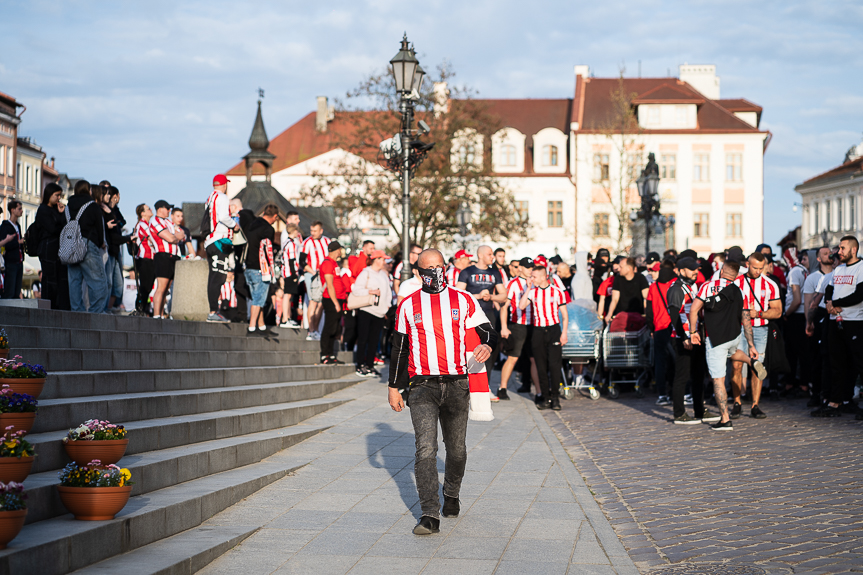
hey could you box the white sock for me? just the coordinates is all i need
[258,326,267,331]
[248,327,255,332]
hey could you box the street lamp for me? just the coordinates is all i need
[456,202,471,236]
[347,225,362,255]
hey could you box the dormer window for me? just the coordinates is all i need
[541,145,558,167]
[501,144,517,167]
[458,143,476,166]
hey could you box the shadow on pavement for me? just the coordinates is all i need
[366,422,423,516]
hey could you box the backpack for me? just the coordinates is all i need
[58,201,94,265]
[200,196,213,236]
[24,222,42,257]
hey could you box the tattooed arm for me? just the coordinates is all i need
[742,310,757,359]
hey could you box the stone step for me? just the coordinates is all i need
[24,424,328,525]
[70,525,257,575]
[39,363,356,400]
[12,347,354,372]
[0,457,304,575]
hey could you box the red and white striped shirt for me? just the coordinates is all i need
[395,287,487,377]
[696,277,732,301]
[526,284,566,327]
[735,274,779,327]
[134,220,154,259]
[301,236,330,273]
[281,240,299,278]
[148,215,179,256]
[506,277,533,325]
[219,281,237,308]
[446,266,460,287]
[669,279,699,339]
[550,274,573,304]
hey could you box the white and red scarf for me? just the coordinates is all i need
[465,327,494,422]
[259,239,274,282]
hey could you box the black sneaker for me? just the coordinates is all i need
[551,397,561,411]
[806,397,822,408]
[497,388,510,401]
[730,402,742,420]
[751,405,767,419]
[700,410,721,423]
[536,399,551,411]
[412,515,440,535]
[812,405,841,418]
[856,411,863,421]
[710,420,733,431]
[673,414,700,425]
[442,496,460,518]
[839,402,858,414]
[534,394,544,405]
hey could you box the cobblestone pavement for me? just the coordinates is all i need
[200,375,639,574]
[546,389,863,575]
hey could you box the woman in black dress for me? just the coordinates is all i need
[35,183,70,310]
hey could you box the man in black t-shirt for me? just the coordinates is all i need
[606,257,649,319]
[0,201,25,299]
[243,205,279,337]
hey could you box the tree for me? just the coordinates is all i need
[299,64,530,250]
[593,73,644,253]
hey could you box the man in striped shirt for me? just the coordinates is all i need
[388,249,497,535]
[204,175,240,323]
[149,200,185,319]
[132,204,155,316]
[499,257,540,401]
[301,221,330,339]
[730,252,781,420]
[279,224,302,328]
[518,265,569,410]
[446,249,472,287]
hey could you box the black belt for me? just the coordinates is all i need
[410,375,467,384]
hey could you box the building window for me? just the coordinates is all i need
[660,154,676,180]
[626,152,642,181]
[25,165,31,193]
[648,106,660,125]
[826,201,832,231]
[593,213,609,237]
[458,143,476,167]
[541,145,558,167]
[814,202,820,232]
[0,145,4,175]
[726,213,742,237]
[693,154,710,182]
[675,106,687,127]
[515,201,529,223]
[500,144,516,167]
[694,213,709,238]
[16,162,21,190]
[6,149,12,177]
[593,154,610,181]
[850,196,857,231]
[725,153,742,182]
[34,168,39,195]
[547,201,563,228]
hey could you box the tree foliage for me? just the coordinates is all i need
[300,63,530,250]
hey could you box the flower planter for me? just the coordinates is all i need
[57,485,132,520]
[63,439,129,466]
[0,413,35,434]
[0,509,26,549]
[0,378,45,400]
[0,350,8,360]
[0,456,34,483]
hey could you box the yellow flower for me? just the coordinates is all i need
[120,468,131,484]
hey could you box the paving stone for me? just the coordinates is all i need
[273,554,361,574]
[494,560,569,575]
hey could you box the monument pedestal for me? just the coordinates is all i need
[171,259,209,321]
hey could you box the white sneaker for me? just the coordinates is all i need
[287,320,301,329]
[312,332,321,340]
[305,333,315,341]
[683,394,693,406]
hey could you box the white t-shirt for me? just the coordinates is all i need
[829,261,863,320]
[785,265,808,314]
[122,278,137,311]
[816,271,833,317]
[397,277,421,299]
[803,269,823,297]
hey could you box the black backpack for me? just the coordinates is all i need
[200,198,212,236]
[24,222,42,257]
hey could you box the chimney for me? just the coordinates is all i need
[574,65,590,79]
[50,157,55,168]
[433,82,449,117]
[316,96,328,132]
[678,64,720,99]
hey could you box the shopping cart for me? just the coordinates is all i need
[561,327,602,400]
[601,325,652,399]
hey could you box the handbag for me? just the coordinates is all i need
[747,277,791,375]
[347,269,378,310]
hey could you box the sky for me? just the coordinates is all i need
[1,0,862,249]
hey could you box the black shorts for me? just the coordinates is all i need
[154,253,178,280]
[503,323,533,358]
[283,274,299,295]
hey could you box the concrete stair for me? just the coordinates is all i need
[0,308,362,574]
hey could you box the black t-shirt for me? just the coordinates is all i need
[244,217,275,270]
[178,225,192,256]
[0,220,22,264]
[457,265,503,319]
[612,273,649,314]
[698,282,744,346]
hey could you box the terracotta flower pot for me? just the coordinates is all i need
[0,413,35,434]
[0,378,45,400]
[0,350,8,359]
[57,485,132,521]
[0,456,34,483]
[0,509,27,549]
[63,439,129,466]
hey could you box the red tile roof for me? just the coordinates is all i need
[633,83,704,104]
[800,156,863,187]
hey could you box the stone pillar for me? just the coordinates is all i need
[171,259,210,321]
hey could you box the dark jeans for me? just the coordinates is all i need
[785,314,808,387]
[809,309,827,400]
[2,261,23,299]
[355,310,385,368]
[532,324,563,399]
[653,327,674,396]
[343,309,358,353]
[828,320,863,404]
[671,339,706,418]
[485,331,501,387]
[135,258,156,314]
[320,298,343,358]
[408,377,469,519]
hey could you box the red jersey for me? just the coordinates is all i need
[134,220,153,259]
[148,215,179,256]
[646,280,673,331]
[319,257,346,299]
[395,287,487,377]
[735,274,779,327]
[597,275,614,298]
[695,270,707,289]
[446,266,460,287]
[526,284,566,327]
[349,254,367,279]
[505,277,532,326]
[301,236,330,273]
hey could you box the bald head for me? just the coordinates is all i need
[477,245,493,267]
[417,249,445,269]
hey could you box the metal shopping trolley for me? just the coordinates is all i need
[559,303,604,400]
[601,325,652,399]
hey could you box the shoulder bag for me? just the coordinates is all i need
[347,269,378,310]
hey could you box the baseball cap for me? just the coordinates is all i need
[755,243,772,254]
[645,252,661,264]
[677,257,699,271]
[454,249,473,259]
[648,262,661,272]
[370,249,387,259]
[612,255,624,265]
[549,255,564,265]
[328,241,343,252]
[519,257,534,268]
[726,246,745,263]
[678,249,697,260]
[596,248,610,259]
[213,174,231,186]
[154,200,173,211]
[534,255,548,267]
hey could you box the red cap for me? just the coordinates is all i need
[534,255,548,267]
[213,174,231,186]
[454,249,473,260]
[648,262,661,272]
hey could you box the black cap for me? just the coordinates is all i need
[549,255,564,265]
[328,240,343,252]
[596,248,610,258]
[645,252,661,264]
[726,246,745,263]
[677,257,700,271]
[154,200,173,211]
[519,257,534,268]
[678,249,697,260]
[612,255,624,265]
